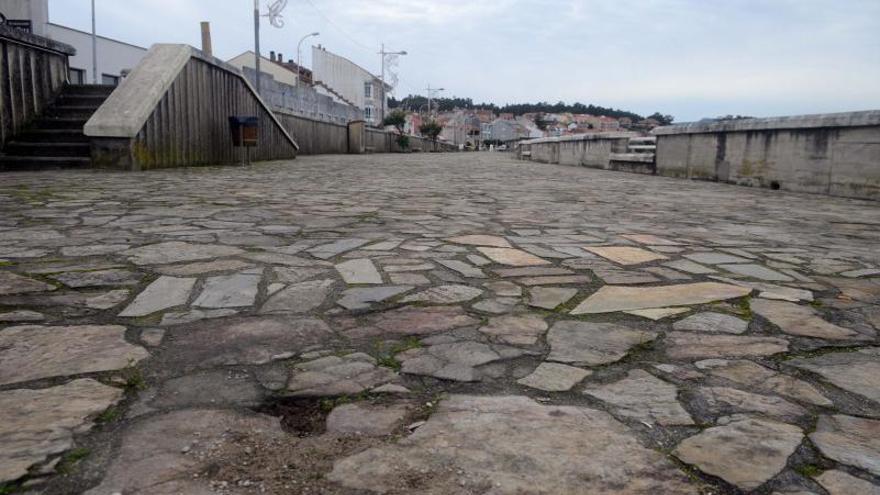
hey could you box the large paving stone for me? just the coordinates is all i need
[814,470,880,495]
[192,273,260,308]
[0,379,123,483]
[477,247,551,266]
[810,414,880,476]
[665,331,789,359]
[167,317,332,368]
[789,348,880,403]
[50,269,142,288]
[401,284,483,304]
[350,306,479,338]
[335,258,383,284]
[119,276,196,317]
[85,408,283,495]
[751,299,863,340]
[547,321,657,366]
[149,370,264,409]
[122,241,244,265]
[260,279,335,313]
[695,386,807,420]
[0,325,149,386]
[583,246,667,265]
[719,263,794,282]
[571,282,751,314]
[436,259,486,278]
[518,362,591,391]
[674,416,803,490]
[399,340,529,382]
[528,287,577,309]
[0,271,56,295]
[672,311,748,334]
[446,234,512,248]
[479,314,548,345]
[337,285,412,310]
[287,353,398,396]
[328,395,697,494]
[584,369,694,425]
[326,402,411,436]
[307,238,369,259]
[696,359,831,406]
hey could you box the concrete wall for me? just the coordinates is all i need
[228,51,297,86]
[653,111,880,200]
[46,23,146,83]
[0,24,71,147]
[242,67,362,125]
[524,133,634,169]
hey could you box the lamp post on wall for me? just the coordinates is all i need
[295,31,319,87]
[253,0,288,95]
[379,44,406,123]
[425,85,444,118]
[91,0,97,84]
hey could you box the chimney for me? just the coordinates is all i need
[270,50,276,61]
[278,53,283,62]
[200,21,213,57]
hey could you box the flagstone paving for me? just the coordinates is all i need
[0,152,879,493]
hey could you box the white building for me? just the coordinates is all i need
[311,45,389,125]
[0,0,147,85]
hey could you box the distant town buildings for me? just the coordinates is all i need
[0,0,146,85]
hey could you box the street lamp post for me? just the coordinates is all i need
[425,85,445,118]
[91,0,97,84]
[296,32,319,87]
[379,44,406,123]
[253,0,288,95]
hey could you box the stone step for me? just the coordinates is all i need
[0,155,91,170]
[3,141,91,157]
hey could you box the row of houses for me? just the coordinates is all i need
[1,0,393,127]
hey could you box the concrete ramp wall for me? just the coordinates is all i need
[85,44,299,170]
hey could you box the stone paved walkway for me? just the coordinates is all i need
[1,152,879,494]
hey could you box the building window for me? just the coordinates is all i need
[364,106,373,121]
[69,68,86,84]
[364,82,372,99]
[101,74,120,86]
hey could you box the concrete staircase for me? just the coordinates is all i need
[0,84,115,170]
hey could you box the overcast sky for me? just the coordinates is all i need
[50,0,880,122]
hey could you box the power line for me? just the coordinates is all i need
[300,0,374,53]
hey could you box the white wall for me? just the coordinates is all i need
[0,0,48,36]
[312,46,384,123]
[46,23,146,84]
[227,51,298,86]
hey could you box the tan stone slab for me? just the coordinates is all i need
[447,235,512,248]
[625,307,691,320]
[620,234,682,246]
[477,247,551,267]
[571,282,751,314]
[0,325,149,386]
[583,246,668,265]
[0,379,124,483]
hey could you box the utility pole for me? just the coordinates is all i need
[253,0,261,94]
[91,0,97,84]
[378,44,406,123]
[425,85,445,118]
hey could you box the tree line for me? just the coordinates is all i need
[387,95,674,124]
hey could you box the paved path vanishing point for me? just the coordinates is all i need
[1,152,880,494]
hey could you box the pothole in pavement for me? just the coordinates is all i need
[254,397,330,437]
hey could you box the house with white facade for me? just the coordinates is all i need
[0,0,147,85]
[311,45,389,125]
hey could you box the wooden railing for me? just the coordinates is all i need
[0,25,72,147]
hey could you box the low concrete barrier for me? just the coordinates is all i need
[520,133,636,169]
[653,111,880,200]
